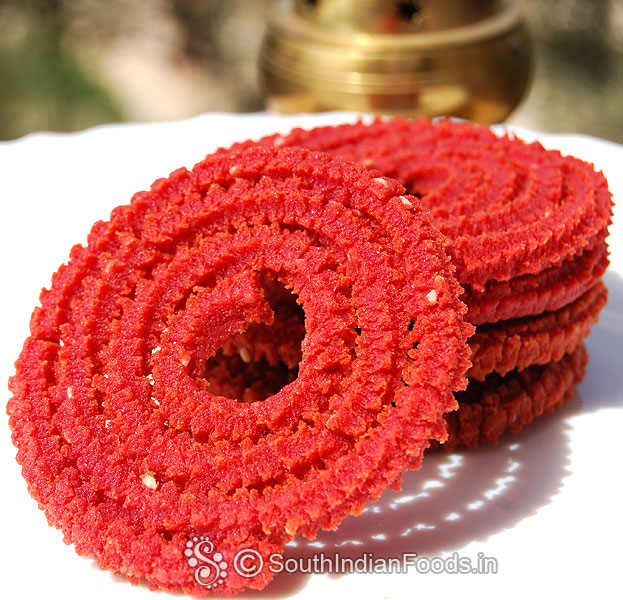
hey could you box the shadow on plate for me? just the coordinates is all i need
[241,384,579,597]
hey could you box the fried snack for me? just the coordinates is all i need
[223,118,612,450]
[463,240,608,324]
[442,344,588,451]
[226,118,613,323]
[468,281,607,380]
[7,146,472,595]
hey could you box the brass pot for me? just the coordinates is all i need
[260,0,531,123]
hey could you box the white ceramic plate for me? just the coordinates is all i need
[1,113,621,600]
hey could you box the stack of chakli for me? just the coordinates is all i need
[6,118,613,596]
[227,118,613,449]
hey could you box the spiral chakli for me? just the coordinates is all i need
[224,118,613,450]
[8,147,472,594]
[228,118,612,324]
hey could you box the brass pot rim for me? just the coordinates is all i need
[259,61,447,91]
[268,0,522,50]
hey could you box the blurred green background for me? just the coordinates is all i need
[0,0,621,141]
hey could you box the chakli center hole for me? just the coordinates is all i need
[202,276,305,403]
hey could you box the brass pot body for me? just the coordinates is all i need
[260,0,531,123]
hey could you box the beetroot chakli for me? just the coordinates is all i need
[228,118,612,323]
[7,147,472,595]
[225,118,612,448]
